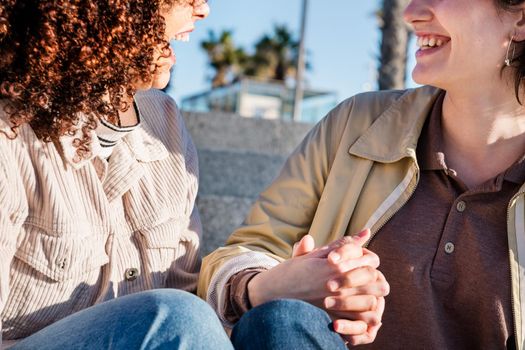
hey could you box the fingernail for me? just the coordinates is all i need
[329,252,340,262]
[327,279,339,291]
[357,228,369,238]
[325,298,336,308]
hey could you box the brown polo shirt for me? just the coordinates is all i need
[364,92,521,349]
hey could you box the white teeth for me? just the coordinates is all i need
[174,33,190,42]
[417,36,448,49]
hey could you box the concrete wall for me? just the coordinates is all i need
[182,111,314,256]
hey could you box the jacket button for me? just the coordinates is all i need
[56,257,67,270]
[125,268,139,281]
[456,201,466,212]
[444,242,455,254]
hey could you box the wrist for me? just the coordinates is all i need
[247,270,272,308]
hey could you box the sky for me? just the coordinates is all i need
[167,0,417,105]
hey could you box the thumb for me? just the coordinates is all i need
[292,235,316,257]
[326,228,371,251]
[302,229,372,259]
[350,228,371,247]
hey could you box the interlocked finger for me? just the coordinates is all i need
[330,296,385,327]
[332,319,368,336]
[331,248,380,274]
[327,266,378,292]
[324,294,378,312]
[338,298,385,345]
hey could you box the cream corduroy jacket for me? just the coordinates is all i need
[0,89,200,347]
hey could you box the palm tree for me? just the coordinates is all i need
[201,30,247,88]
[377,0,411,90]
[245,25,302,82]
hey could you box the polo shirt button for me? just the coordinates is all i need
[125,268,139,281]
[456,201,466,212]
[444,242,455,254]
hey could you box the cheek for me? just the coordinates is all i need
[163,8,192,38]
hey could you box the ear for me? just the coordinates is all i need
[513,8,525,42]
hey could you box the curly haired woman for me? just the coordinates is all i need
[0,1,233,349]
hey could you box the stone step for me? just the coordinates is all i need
[197,195,254,256]
[182,112,316,256]
[182,111,313,155]
[197,149,286,198]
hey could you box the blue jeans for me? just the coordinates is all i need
[10,289,233,350]
[231,299,348,350]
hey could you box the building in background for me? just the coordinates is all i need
[181,77,337,124]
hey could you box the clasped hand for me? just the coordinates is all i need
[247,229,389,346]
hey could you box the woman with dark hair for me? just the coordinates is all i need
[200,0,525,349]
[0,1,233,349]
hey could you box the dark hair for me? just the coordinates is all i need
[497,0,525,102]
[0,0,184,161]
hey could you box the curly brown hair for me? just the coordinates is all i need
[0,0,187,161]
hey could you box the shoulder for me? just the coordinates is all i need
[308,86,439,161]
[134,88,179,111]
[324,86,439,134]
[132,89,197,165]
[313,89,408,145]
[134,89,192,145]
[328,88,415,124]
[134,89,182,130]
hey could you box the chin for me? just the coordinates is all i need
[151,71,171,90]
[412,71,441,89]
[411,66,429,86]
[411,62,451,89]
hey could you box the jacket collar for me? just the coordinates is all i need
[349,85,442,163]
[0,98,169,169]
[121,96,169,162]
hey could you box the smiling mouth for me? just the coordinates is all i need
[416,35,451,51]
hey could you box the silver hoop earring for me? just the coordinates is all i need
[505,35,516,67]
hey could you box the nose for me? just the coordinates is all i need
[403,0,433,27]
[193,2,210,20]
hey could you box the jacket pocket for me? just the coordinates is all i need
[139,218,185,250]
[3,223,110,339]
[14,222,109,282]
[136,218,199,290]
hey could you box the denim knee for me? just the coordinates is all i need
[129,289,233,350]
[138,289,214,321]
[231,299,347,350]
[10,289,233,350]
[239,299,331,330]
